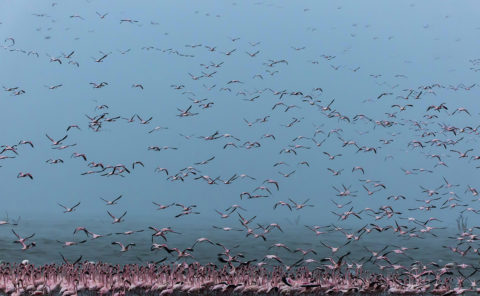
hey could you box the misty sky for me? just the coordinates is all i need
[1,0,480,263]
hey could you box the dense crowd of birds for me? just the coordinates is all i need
[2,1,480,295]
[1,260,479,296]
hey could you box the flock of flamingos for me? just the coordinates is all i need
[2,1,480,295]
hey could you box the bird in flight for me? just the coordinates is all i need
[107,211,127,223]
[57,202,81,213]
[100,195,123,206]
[46,134,68,146]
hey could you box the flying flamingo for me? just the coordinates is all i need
[57,202,81,213]
[111,241,135,252]
[100,195,123,205]
[107,211,127,223]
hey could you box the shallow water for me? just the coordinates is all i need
[0,219,468,269]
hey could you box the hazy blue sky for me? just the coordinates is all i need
[1,0,480,264]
